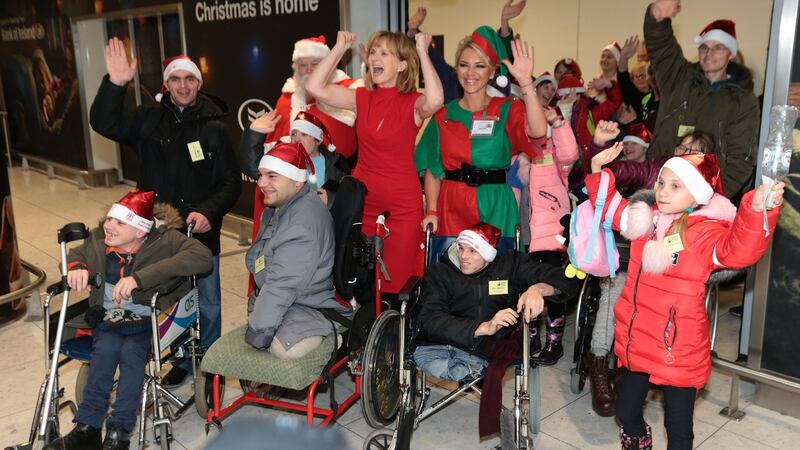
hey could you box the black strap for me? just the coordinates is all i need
[444,165,506,186]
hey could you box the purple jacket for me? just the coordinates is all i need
[588,140,668,193]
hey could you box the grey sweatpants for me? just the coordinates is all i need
[590,272,627,356]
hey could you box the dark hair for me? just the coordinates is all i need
[680,130,716,154]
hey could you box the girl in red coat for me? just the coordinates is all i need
[587,145,784,450]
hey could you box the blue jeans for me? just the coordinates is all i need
[75,326,152,432]
[180,255,221,372]
[412,345,488,381]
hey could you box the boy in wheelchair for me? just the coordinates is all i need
[47,189,212,450]
[414,223,575,437]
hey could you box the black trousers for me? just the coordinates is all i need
[529,251,565,318]
[616,368,697,450]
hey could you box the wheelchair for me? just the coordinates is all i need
[362,226,541,450]
[196,176,392,430]
[6,223,202,450]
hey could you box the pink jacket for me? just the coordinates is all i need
[527,124,579,252]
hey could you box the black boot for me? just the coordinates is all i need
[161,365,189,387]
[102,424,131,450]
[43,422,102,450]
[533,314,564,366]
[620,424,653,450]
[529,319,542,356]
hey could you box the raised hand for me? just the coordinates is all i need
[620,35,640,62]
[502,38,534,87]
[752,181,785,212]
[560,88,579,105]
[651,0,681,22]
[105,37,137,86]
[501,0,527,22]
[249,110,281,134]
[591,76,612,91]
[408,7,427,30]
[592,120,621,145]
[334,31,357,53]
[414,32,433,53]
[591,142,624,173]
[543,106,559,124]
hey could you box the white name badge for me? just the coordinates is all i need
[471,118,497,137]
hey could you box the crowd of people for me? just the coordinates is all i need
[43,0,787,449]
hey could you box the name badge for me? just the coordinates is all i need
[677,125,695,138]
[471,118,497,137]
[663,233,685,253]
[535,154,554,166]
[254,255,266,273]
[188,141,205,162]
[488,280,509,295]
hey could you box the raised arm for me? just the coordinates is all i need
[413,33,444,126]
[503,38,547,138]
[305,31,357,112]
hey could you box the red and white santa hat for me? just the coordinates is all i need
[555,57,583,81]
[155,55,202,102]
[107,189,155,233]
[259,142,317,184]
[291,111,336,152]
[694,19,738,56]
[659,153,725,205]
[457,222,501,262]
[557,74,587,97]
[292,35,330,62]
[622,123,653,148]
[602,41,622,64]
[533,72,557,89]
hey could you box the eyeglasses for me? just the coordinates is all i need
[675,144,704,155]
[632,73,648,80]
[698,44,729,55]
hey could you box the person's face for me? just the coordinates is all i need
[456,47,493,95]
[698,40,732,74]
[536,81,556,106]
[166,69,202,108]
[103,218,145,251]
[600,50,618,72]
[457,243,489,275]
[368,39,406,87]
[296,57,321,77]
[673,136,705,156]
[655,168,698,214]
[631,68,649,92]
[291,130,321,156]
[636,43,649,62]
[554,62,569,81]
[623,141,647,162]
[257,168,304,207]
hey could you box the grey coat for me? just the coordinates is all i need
[244,184,352,350]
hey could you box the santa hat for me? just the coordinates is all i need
[603,41,622,63]
[694,19,738,56]
[259,142,317,184]
[659,154,725,205]
[557,74,587,97]
[291,111,336,152]
[292,35,330,62]
[622,123,652,148]
[554,58,583,81]
[457,222,501,262]
[107,189,155,233]
[533,72,557,89]
[470,26,511,89]
[155,55,202,102]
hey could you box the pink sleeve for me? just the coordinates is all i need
[551,125,580,178]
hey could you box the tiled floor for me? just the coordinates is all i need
[2,167,799,449]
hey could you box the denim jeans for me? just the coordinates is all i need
[412,345,488,381]
[180,255,221,372]
[75,326,151,432]
[591,272,627,356]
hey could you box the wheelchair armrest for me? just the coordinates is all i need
[397,276,421,303]
[155,277,187,296]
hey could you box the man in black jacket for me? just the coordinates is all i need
[413,223,574,380]
[89,38,241,385]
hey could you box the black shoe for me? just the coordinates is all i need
[729,304,743,318]
[161,365,189,387]
[102,425,130,450]
[44,422,102,450]
[533,340,564,366]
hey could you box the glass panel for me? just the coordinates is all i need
[162,13,183,58]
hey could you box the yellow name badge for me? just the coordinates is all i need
[188,141,205,162]
[677,125,695,138]
[488,280,509,296]
[663,233,685,253]
[254,255,266,273]
[535,154,554,167]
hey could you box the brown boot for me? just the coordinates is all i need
[589,353,615,417]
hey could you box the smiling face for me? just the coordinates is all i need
[623,141,648,162]
[457,243,488,275]
[600,49,618,72]
[165,69,202,108]
[698,39,733,75]
[655,168,698,214]
[536,81,556,106]
[367,38,406,88]
[290,130,321,157]
[103,218,146,251]
[295,57,321,77]
[257,168,304,207]
[554,62,570,81]
[456,46,493,95]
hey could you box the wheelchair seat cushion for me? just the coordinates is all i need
[200,325,340,390]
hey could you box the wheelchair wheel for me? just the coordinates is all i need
[75,362,90,406]
[569,368,586,395]
[194,372,224,419]
[528,365,541,436]
[363,428,395,450]
[360,309,401,429]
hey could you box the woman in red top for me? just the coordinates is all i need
[307,30,443,293]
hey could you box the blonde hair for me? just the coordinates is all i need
[454,36,493,68]
[629,61,649,76]
[667,212,690,242]
[363,31,419,94]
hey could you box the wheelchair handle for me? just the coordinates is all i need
[187,220,196,238]
[46,272,102,296]
[57,223,89,244]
